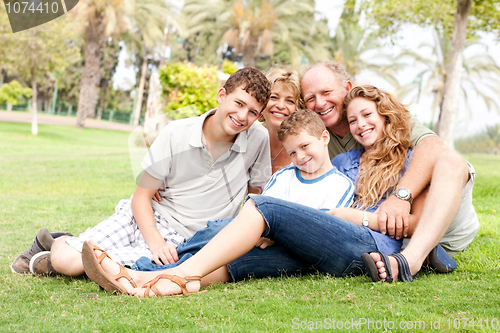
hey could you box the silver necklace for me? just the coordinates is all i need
[271,146,285,166]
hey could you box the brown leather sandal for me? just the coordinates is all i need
[141,274,202,297]
[81,241,137,294]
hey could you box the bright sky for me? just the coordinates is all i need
[114,0,500,137]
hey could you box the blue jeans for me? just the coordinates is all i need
[133,196,378,280]
[132,219,232,271]
[132,218,314,280]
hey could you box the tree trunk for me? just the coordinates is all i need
[75,16,106,129]
[438,0,472,149]
[97,78,109,121]
[31,76,38,136]
[44,100,50,113]
[242,34,259,68]
[133,52,148,126]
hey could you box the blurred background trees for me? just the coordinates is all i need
[0,0,499,148]
[0,14,79,134]
[365,0,500,148]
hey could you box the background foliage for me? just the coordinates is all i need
[0,80,31,105]
[159,62,219,119]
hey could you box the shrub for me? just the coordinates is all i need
[222,59,238,75]
[0,80,32,105]
[159,62,219,120]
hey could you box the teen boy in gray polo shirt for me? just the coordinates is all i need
[13,68,272,277]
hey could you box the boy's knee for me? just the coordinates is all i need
[51,238,84,276]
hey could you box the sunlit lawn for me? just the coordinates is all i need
[1,122,499,332]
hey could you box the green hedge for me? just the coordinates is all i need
[159,62,219,120]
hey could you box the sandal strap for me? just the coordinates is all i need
[111,265,138,288]
[392,252,417,282]
[376,252,394,283]
[90,244,112,265]
[142,274,202,296]
[88,242,138,288]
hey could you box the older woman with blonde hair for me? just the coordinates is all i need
[260,66,304,173]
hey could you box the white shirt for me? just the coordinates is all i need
[262,164,354,211]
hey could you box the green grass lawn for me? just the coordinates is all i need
[1,122,499,332]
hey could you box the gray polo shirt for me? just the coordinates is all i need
[142,110,271,238]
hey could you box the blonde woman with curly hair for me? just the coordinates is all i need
[330,85,478,282]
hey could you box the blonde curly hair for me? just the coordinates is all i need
[343,85,412,210]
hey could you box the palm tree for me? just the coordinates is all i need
[71,0,127,129]
[126,0,183,127]
[395,29,500,132]
[329,0,404,87]
[182,0,329,67]
[330,20,403,88]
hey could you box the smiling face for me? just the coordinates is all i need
[262,82,297,130]
[282,129,331,178]
[346,97,386,150]
[301,65,352,131]
[212,86,263,140]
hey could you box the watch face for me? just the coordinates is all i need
[398,188,409,199]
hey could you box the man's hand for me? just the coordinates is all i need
[255,237,275,249]
[151,244,179,265]
[377,195,411,239]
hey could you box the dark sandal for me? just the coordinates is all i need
[81,241,137,294]
[141,274,202,297]
[361,251,418,283]
[427,245,456,273]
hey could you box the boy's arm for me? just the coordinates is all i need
[132,171,179,265]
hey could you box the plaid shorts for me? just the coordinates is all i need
[65,199,185,266]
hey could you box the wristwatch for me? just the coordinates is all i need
[394,187,413,204]
[362,211,370,227]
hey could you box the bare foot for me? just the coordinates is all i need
[369,252,399,282]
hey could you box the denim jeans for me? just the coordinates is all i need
[132,219,232,271]
[132,218,314,281]
[133,196,378,280]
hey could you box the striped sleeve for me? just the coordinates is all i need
[336,171,355,208]
[262,165,294,198]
